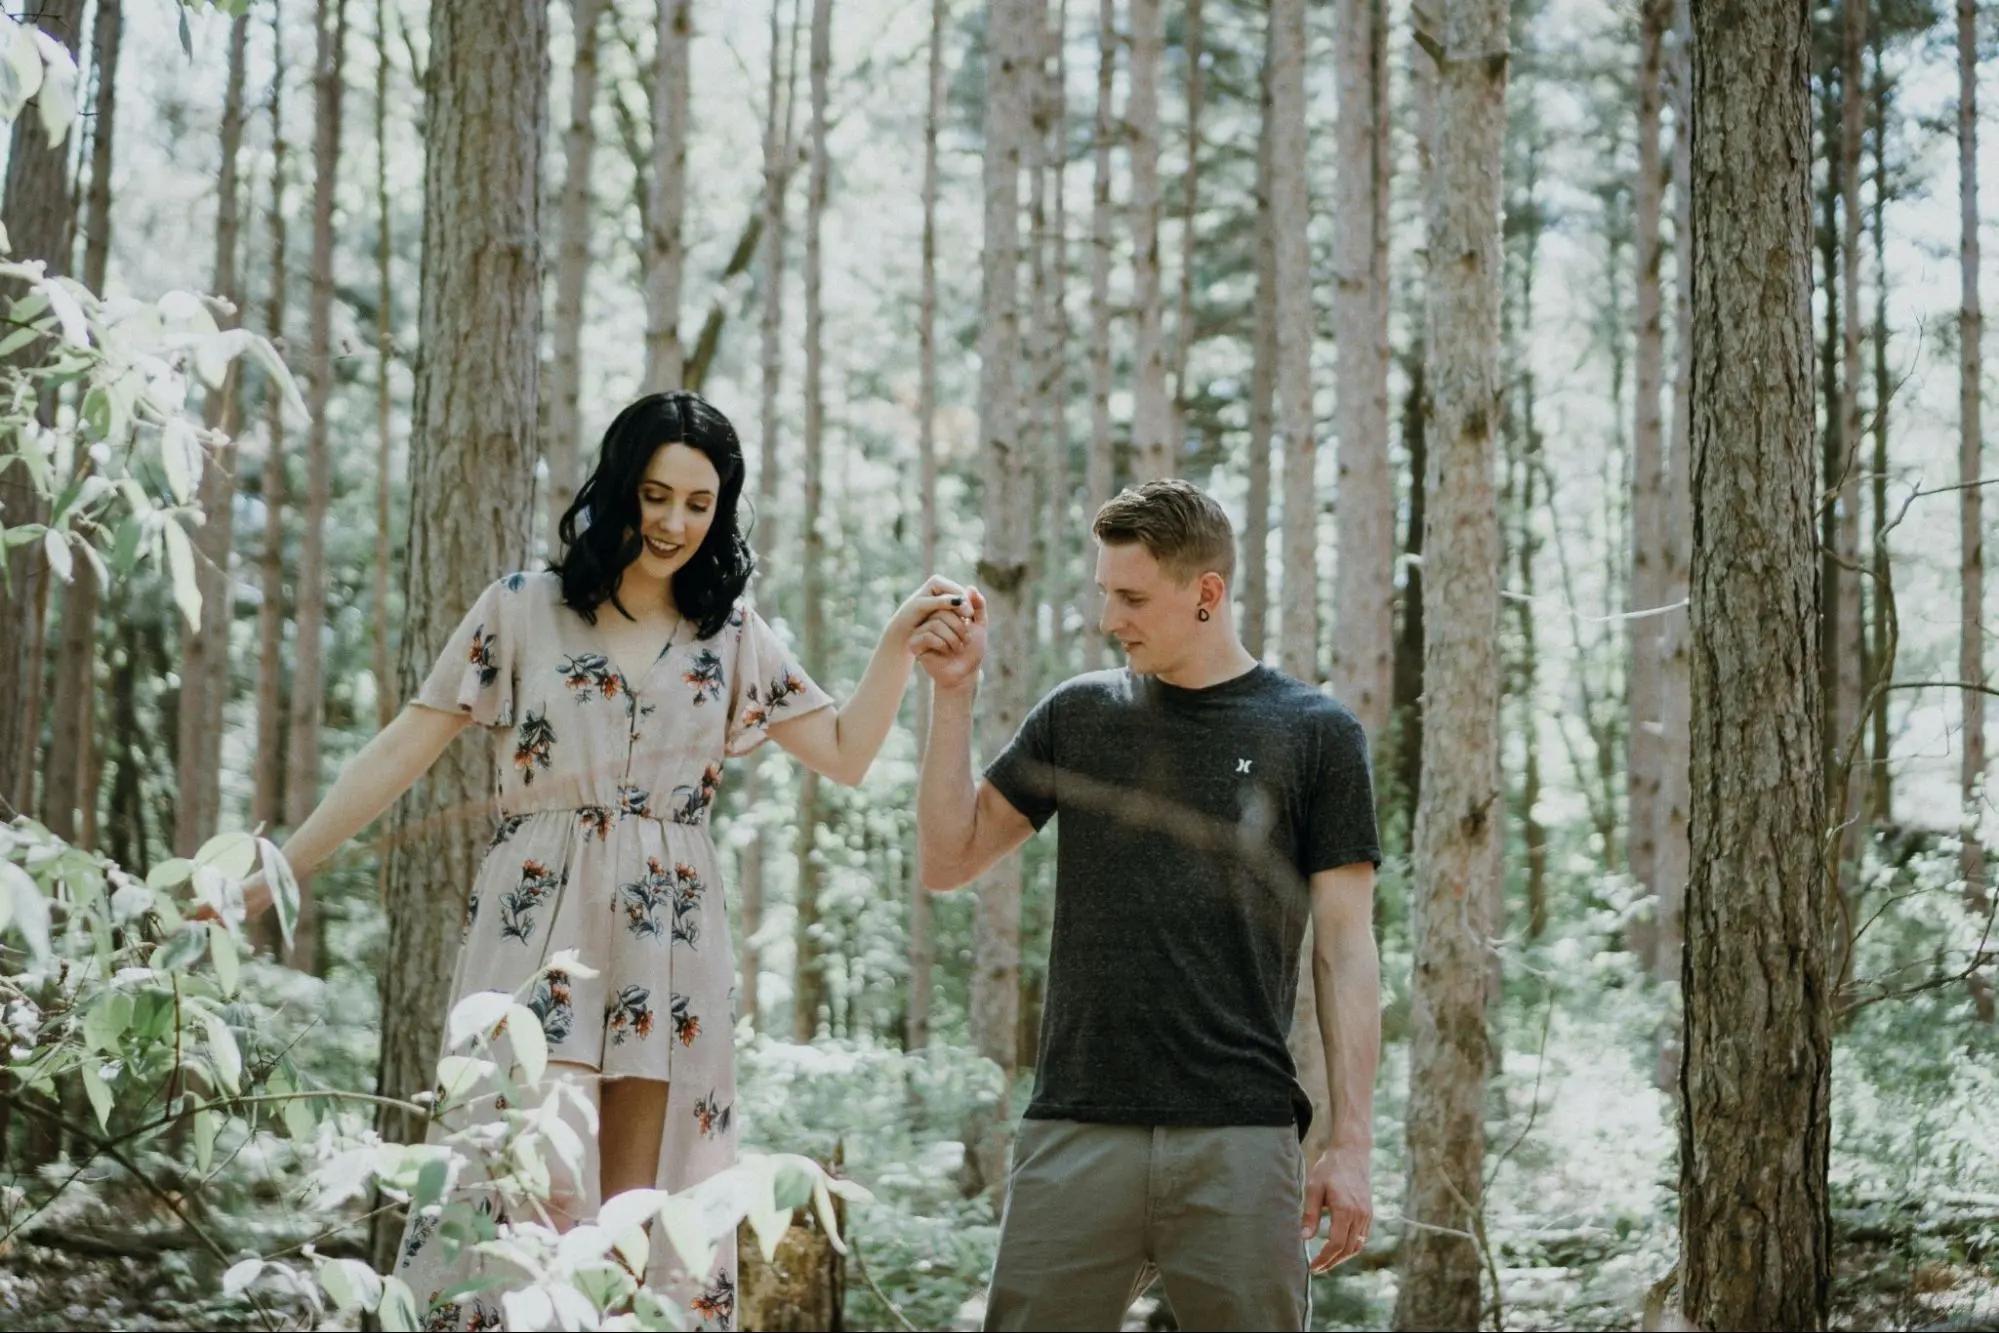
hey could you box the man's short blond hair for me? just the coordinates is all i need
[1090,480,1236,584]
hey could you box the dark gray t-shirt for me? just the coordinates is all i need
[985,663,1382,1136]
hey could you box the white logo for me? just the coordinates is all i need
[1235,758,1253,775]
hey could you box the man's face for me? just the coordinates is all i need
[1095,540,1200,675]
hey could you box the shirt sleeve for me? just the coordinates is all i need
[983,686,1061,832]
[1306,708,1383,873]
[725,605,836,757]
[412,575,519,729]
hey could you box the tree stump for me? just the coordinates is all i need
[735,1206,844,1332]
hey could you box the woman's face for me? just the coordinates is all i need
[631,441,722,581]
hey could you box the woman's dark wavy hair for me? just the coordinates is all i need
[552,391,755,640]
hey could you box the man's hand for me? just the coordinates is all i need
[1301,1142,1373,1273]
[912,585,987,691]
[189,871,273,926]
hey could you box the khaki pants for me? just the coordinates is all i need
[983,1119,1310,1333]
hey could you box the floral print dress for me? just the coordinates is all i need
[393,571,832,1330]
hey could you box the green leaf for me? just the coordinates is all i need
[200,1010,241,1094]
[146,858,194,889]
[41,530,70,583]
[193,830,257,879]
[378,1277,419,1332]
[80,385,110,441]
[257,839,299,952]
[0,861,50,962]
[0,321,46,359]
[413,1156,448,1213]
[162,518,199,629]
[505,1003,546,1085]
[177,7,192,59]
[194,1109,218,1172]
[110,515,145,575]
[283,1096,316,1143]
[221,1257,262,1298]
[82,992,133,1054]
[160,418,199,505]
[151,922,208,972]
[80,1062,112,1131]
[207,922,238,997]
[319,1257,383,1313]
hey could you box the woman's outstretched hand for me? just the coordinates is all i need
[887,575,973,656]
[911,585,986,692]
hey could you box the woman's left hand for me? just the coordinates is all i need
[888,575,972,656]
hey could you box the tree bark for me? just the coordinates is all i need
[1271,0,1315,689]
[1627,0,1669,925]
[1832,0,1868,882]
[373,0,400,728]
[370,0,546,1276]
[969,0,1034,1191]
[1168,0,1203,443]
[44,0,122,846]
[1959,0,1986,907]
[1677,1,1833,1325]
[1127,0,1169,480]
[546,0,605,556]
[1395,0,1506,1323]
[1242,17,1274,661]
[1332,0,1393,744]
[284,0,352,974]
[1084,0,1115,668]
[0,0,87,819]
[1865,33,1890,829]
[175,10,251,856]
[644,0,690,389]
[907,0,948,1054]
[1655,0,1694,991]
[793,0,832,1043]
[254,0,294,850]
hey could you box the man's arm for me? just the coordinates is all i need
[1301,860,1381,1272]
[915,678,1036,891]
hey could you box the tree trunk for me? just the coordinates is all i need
[1677,1,1833,1325]
[1960,0,1990,935]
[254,0,294,852]
[1865,33,1890,829]
[793,0,832,1043]
[1832,0,1867,884]
[1084,0,1116,669]
[1512,135,1547,941]
[1243,19,1274,660]
[1025,0,1053,667]
[969,0,1034,1191]
[175,11,250,856]
[284,0,351,975]
[1627,0,1669,930]
[1395,0,1506,1324]
[1127,0,1169,480]
[374,0,401,727]
[1655,0,1694,992]
[1168,0,1203,440]
[1266,0,1332,1172]
[1044,0,1071,669]
[369,0,546,1275]
[44,0,122,846]
[644,0,689,389]
[0,0,87,819]
[907,0,948,1054]
[1332,0,1393,743]
[545,0,604,555]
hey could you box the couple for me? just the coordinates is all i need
[234,390,1381,1331]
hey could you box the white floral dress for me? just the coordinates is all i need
[393,570,832,1330]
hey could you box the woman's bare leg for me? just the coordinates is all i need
[600,1076,669,1203]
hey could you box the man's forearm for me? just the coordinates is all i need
[1314,927,1382,1151]
[916,680,979,888]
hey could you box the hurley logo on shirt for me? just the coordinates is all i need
[1236,757,1253,775]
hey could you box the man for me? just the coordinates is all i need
[910,479,1382,1332]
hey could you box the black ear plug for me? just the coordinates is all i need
[951,596,964,606]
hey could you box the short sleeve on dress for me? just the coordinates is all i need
[725,605,834,757]
[413,575,519,729]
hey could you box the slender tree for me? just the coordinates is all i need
[1395,0,1507,1322]
[1332,0,1394,743]
[1128,0,1170,479]
[1627,0,1669,917]
[254,2,294,847]
[1084,0,1116,666]
[969,0,1035,1188]
[793,0,832,1042]
[1242,16,1274,659]
[1832,0,1868,884]
[373,0,398,728]
[1959,0,1985,906]
[907,0,949,1053]
[175,10,252,855]
[284,0,352,973]
[546,0,606,551]
[1167,0,1204,444]
[370,0,547,1273]
[43,0,122,845]
[645,0,690,389]
[0,0,87,817]
[1677,0,1832,1324]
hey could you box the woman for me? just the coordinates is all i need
[224,391,970,1328]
